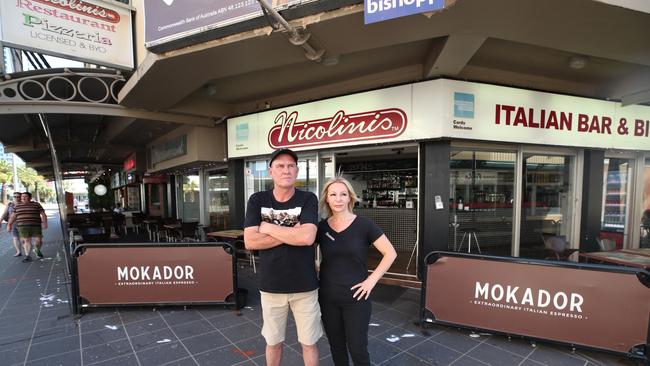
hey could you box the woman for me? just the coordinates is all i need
[316,177,397,366]
[2,193,23,256]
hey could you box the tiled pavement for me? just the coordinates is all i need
[0,207,644,366]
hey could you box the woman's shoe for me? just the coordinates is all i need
[13,253,22,257]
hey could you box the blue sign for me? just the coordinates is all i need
[365,0,444,24]
[454,92,475,119]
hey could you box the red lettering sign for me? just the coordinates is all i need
[123,158,135,171]
[267,109,407,148]
[30,0,121,23]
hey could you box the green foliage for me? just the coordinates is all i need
[0,160,13,203]
[17,166,41,192]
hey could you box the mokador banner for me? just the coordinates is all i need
[77,245,235,305]
[423,255,650,354]
[0,0,133,69]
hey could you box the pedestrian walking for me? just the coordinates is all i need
[244,148,322,366]
[1,192,23,257]
[317,176,397,366]
[7,192,47,262]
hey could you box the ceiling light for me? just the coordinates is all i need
[568,55,587,70]
[203,83,217,96]
[321,55,339,67]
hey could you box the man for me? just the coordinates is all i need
[244,148,321,366]
[8,192,47,262]
[1,192,23,257]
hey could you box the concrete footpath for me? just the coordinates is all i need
[0,207,642,365]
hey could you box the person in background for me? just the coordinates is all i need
[2,192,23,257]
[113,202,125,214]
[244,148,322,366]
[316,177,397,366]
[7,192,47,262]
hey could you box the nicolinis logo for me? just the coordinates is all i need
[29,0,121,23]
[267,109,407,148]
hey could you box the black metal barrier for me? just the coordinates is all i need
[72,242,240,314]
[421,252,650,362]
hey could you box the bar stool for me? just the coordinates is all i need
[458,228,481,254]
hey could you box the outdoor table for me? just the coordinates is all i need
[579,249,650,270]
[206,230,254,272]
[206,230,244,240]
[163,223,182,242]
[142,219,160,242]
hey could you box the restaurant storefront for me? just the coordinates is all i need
[111,152,146,213]
[146,124,228,226]
[228,79,650,282]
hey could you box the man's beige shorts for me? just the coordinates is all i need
[260,289,323,346]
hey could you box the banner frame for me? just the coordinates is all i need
[72,242,240,314]
[419,251,650,362]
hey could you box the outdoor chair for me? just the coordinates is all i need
[234,239,256,273]
[596,237,616,251]
[542,234,577,261]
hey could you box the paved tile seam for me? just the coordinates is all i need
[22,348,80,365]
[117,309,144,366]
[574,351,608,366]
[196,308,248,354]
[21,242,68,365]
[515,345,541,366]
[157,310,201,365]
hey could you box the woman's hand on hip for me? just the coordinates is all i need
[351,277,378,301]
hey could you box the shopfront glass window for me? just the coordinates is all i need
[600,158,632,249]
[449,150,516,256]
[208,171,229,230]
[641,158,650,248]
[180,174,200,222]
[337,149,418,276]
[296,156,318,196]
[245,156,319,200]
[519,154,574,259]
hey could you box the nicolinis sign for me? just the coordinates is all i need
[267,108,407,148]
[28,0,121,23]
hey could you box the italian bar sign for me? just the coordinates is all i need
[0,0,134,69]
[423,253,650,356]
[227,79,650,158]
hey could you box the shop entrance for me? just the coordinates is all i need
[519,153,577,259]
[449,150,516,256]
[334,146,419,277]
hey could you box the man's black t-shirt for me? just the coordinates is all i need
[244,189,319,293]
[316,216,383,303]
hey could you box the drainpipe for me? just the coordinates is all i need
[256,0,325,62]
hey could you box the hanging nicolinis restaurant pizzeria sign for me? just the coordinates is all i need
[0,0,133,69]
[267,108,408,148]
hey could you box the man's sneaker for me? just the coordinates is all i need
[34,248,43,259]
[22,255,32,262]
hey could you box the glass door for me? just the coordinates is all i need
[178,173,200,222]
[449,150,516,256]
[519,153,576,259]
[318,153,336,198]
[296,155,318,195]
[207,170,229,230]
[640,157,650,248]
[600,158,634,249]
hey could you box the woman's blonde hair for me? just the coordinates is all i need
[319,176,358,218]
